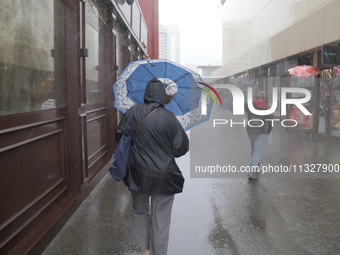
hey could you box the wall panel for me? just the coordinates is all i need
[0,114,68,252]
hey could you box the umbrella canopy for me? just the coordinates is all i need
[288,65,320,77]
[219,75,258,112]
[113,59,213,130]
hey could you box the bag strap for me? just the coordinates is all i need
[134,107,162,141]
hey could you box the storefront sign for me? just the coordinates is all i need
[322,45,339,65]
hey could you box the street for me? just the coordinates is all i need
[43,108,340,255]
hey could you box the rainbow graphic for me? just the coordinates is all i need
[198,82,222,106]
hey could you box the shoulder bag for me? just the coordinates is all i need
[109,106,162,181]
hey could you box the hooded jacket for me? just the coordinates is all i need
[115,78,189,195]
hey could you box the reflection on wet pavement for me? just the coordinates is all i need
[43,109,340,254]
[209,197,239,255]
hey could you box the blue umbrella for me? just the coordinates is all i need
[113,59,213,130]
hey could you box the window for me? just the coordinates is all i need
[266,77,273,108]
[291,76,315,87]
[273,76,281,117]
[331,69,340,137]
[85,23,106,104]
[0,0,66,115]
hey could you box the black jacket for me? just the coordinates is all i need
[116,78,189,195]
[245,100,273,135]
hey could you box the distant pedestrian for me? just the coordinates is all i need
[245,91,273,179]
[115,78,189,255]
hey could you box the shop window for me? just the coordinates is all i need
[117,37,124,78]
[319,70,331,133]
[85,23,106,104]
[266,77,273,109]
[273,76,281,117]
[259,77,266,91]
[255,78,260,89]
[0,0,66,116]
[289,104,314,130]
[291,76,314,87]
[266,76,281,117]
[280,76,289,117]
[331,67,340,138]
[289,76,315,130]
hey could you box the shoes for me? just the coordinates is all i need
[248,172,256,180]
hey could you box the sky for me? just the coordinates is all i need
[158,0,223,67]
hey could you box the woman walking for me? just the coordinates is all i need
[116,78,189,255]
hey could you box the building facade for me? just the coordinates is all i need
[215,0,340,141]
[167,24,181,63]
[158,24,180,63]
[139,0,159,59]
[0,0,149,253]
[197,65,223,83]
[159,24,167,59]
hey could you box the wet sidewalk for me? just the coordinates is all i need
[43,108,340,255]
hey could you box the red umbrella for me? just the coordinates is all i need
[288,65,320,77]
